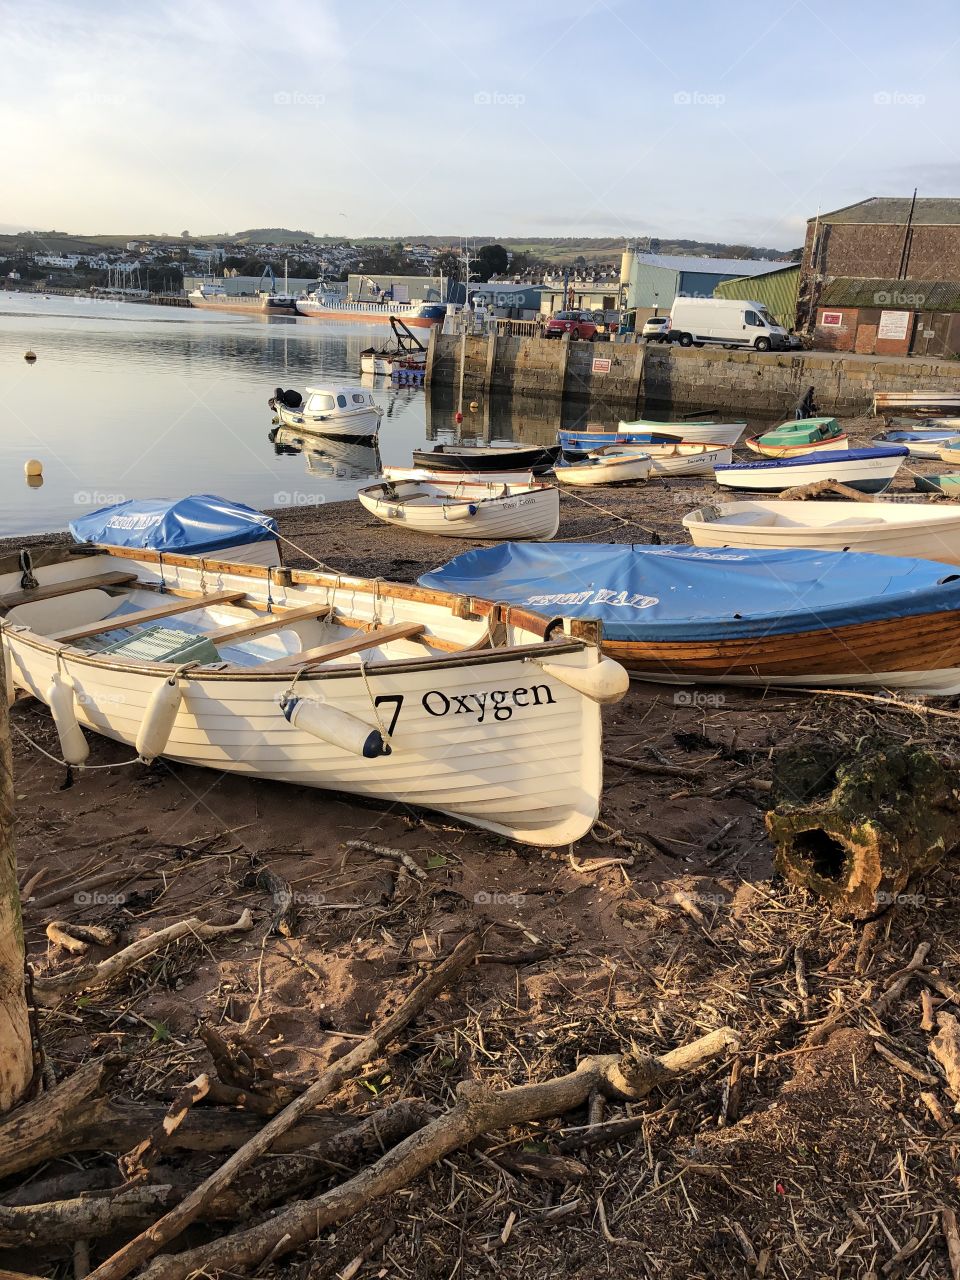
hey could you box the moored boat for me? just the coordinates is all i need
[875,430,959,459]
[358,477,560,540]
[382,465,537,486]
[411,443,561,473]
[939,442,960,465]
[0,545,627,845]
[744,417,847,458]
[554,450,652,486]
[874,391,960,414]
[296,293,445,329]
[715,447,906,494]
[269,384,383,440]
[69,495,282,567]
[560,422,744,451]
[419,541,960,694]
[683,498,960,564]
[360,317,428,376]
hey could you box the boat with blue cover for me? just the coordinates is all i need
[419,542,960,693]
[715,447,907,494]
[875,430,960,459]
[70,495,281,566]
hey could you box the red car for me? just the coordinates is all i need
[544,309,601,340]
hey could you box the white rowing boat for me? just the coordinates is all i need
[683,499,960,565]
[614,419,746,446]
[358,478,560,540]
[0,545,628,845]
[554,451,652,486]
[874,391,960,414]
[647,445,732,476]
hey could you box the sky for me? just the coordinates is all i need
[2,0,959,250]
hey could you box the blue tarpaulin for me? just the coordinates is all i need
[419,543,960,641]
[70,495,278,554]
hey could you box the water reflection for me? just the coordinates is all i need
[268,426,381,480]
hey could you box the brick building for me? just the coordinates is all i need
[797,197,960,356]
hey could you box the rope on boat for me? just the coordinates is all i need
[358,653,391,744]
[902,464,959,497]
[9,720,140,770]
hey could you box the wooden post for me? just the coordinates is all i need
[0,653,32,1112]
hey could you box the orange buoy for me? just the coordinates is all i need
[24,459,43,477]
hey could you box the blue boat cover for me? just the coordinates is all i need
[882,430,958,442]
[70,495,278,554]
[715,446,907,473]
[559,429,680,448]
[419,543,960,641]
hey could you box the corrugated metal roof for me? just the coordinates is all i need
[634,252,790,277]
[819,277,960,310]
[815,197,960,226]
[715,264,800,327]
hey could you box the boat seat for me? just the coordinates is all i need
[257,622,426,672]
[203,604,332,645]
[49,590,248,642]
[0,571,138,612]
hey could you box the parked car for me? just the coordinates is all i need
[641,316,671,343]
[544,310,601,340]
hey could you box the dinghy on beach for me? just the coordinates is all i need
[0,545,627,845]
[875,430,959,459]
[553,451,652,486]
[420,542,960,695]
[683,499,960,564]
[69,496,282,566]
[358,477,560,540]
[411,443,561,473]
[715,447,907,494]
[647,444,732,476]
[744,418,847,458]
[560,422,744,451]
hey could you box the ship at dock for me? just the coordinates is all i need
[295,289,446,328]
[187,264,299,316]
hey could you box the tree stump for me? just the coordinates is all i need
[766,743,960,918]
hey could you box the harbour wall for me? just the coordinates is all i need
[424,331,960,415]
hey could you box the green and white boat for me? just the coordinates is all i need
[744,417,847,458]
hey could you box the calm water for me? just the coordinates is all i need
[0,294,452,536]
[0,294,737,537]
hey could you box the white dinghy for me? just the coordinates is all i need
[646,444,732,476]
[683,499,960,565]
[0,545,628,845]
[382,465,537,486]
[358,478,560,540]
[554,450,652,487]
[715,447,907,494]
[270,385,383,440]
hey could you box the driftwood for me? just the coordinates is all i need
[766,744,960,917]
[778,478,877,502]
[136,1028,739,1280]
[119,1074,211,1183]
[85,931,484,1280]
[31,910,254,1005]
[0,1055,362,1180]
[0,1101,428,1245]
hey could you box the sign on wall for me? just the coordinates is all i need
[591,357,612,373]
[877,310,911,341]
[820,311,844,327]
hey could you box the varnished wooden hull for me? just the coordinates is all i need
[604,609,960,693]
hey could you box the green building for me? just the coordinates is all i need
[714,263,800,329]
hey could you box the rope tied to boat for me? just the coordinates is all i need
[558,488,662,542]
[357,653,391,744]
[8,719,141,770]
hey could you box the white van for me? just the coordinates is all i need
[667,297,788,352]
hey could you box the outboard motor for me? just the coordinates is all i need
[280,388,303,409]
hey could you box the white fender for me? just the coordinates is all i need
[282,696,388,758]
[443,502,477,522]
[137,677,183,763]
[533,656,630,704]
[46,672,90,765]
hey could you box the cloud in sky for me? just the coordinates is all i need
[2,0,959,247]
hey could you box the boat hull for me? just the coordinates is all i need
[412,446,561,473]
[1,551,611,845]
[649,447,732,476]
[716,453,904,493]
[605,609,960,694]
[683,500,960,565]
[554,454,652,486]
[296,301,440,328]
[274,402,382,440]
[744,435,848,458]
[613,421,745,445]
[358,483,560,540]
[915,474,960,494]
